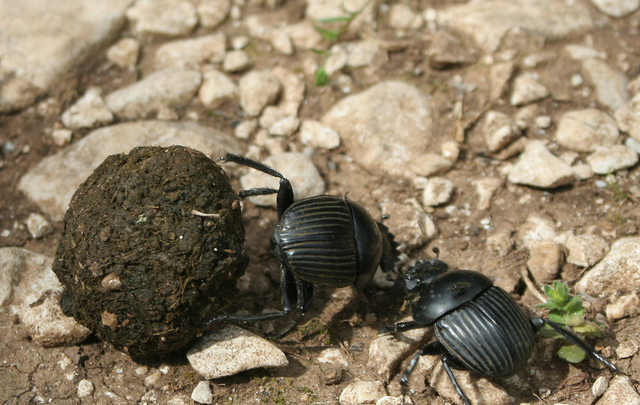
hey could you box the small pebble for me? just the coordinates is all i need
[191,381,214,404]
[77,379,94,398]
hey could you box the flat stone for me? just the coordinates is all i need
[321,81,434,177]
[555,231,609,268]
[239,70,282,116]
[510,73,550,106]
[368,322,432,380]
[269,116,300,137]
[527,240,563,284]
[381,201,436,251]
[346,39,388,69]
[483,111,520,152]
[187,325,288,379]
[25,213,53,239]
[430,361,510,405]
[105,68,202,119]
[239,152,325,207]
[0,0,132,112]
[555,109,619,152]
[197,0,230,29]
[614,94,640,142]
[0,247,58,308]
[586,144,639,174]
[272,67,305,116]
[198,69,238,108]
[191,381,213,404]
[582,59,629,111]
[574,237,640,296]
[223,50,254,73]
[437,0,593,52]
[299,120,341,150]
[126,0,198,37]
[155,34,226,70]
[594,376,640,405]
[18,121,242,221]
[428,30,475,69]
[106,38,140,69]
[422,177,454,207]
[19,291,91,347]
[606,292,640,322]
[507,140,575,188]
[339,380,386,405]
[590,0,640,18]
[61,88,114,129]
[475,177,503,210]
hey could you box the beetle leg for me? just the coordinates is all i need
[219,153,294,218]
[270,269,314,339]
[400,341,445,394]
[441,354,473,405]
[531,317,619,373]
[379,320,428,334]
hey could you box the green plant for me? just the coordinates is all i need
[537,281,606,363]
[312,0,372,86]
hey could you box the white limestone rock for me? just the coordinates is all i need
[507,141,575,188]
[187,325,288,379]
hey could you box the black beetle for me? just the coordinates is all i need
[381,248,619,405]
[206,154,399,337]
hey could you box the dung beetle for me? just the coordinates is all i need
[206,154,400,338]
[380,247,619,405]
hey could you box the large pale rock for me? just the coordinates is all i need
[321,82,434,177]
[507,140,575,188]
[339,380,386,405]
[430,361,510,405]
[582,59,629,111]
[0,248,90,346]
[187,325,288,379]
[238,70,282,116]
[436,0,593,52]
[590,0,640,18]
[155,34,226,70]
[239,152,325,207]
[368,324,432,380]
[126,0,198,37]
[61,88,114,129]
[18,121,243,221]
[555,109,619,152]
[0,0,133,112]
[554,231,609,267]
[574,237,640,297]
[586,145,639,174]
[615,94,640,142]
[105,68,202,119]
[595,376,640,405]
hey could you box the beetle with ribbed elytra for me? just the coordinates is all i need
[206,154,400,338]
[380,248,619,405]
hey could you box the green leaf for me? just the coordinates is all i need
[573,321,604,337]
[315,65,329,87]
[316,16,352,23]
[315,26,341,41]
[558,345,587,363]
[310,48,326,55]
[537,324,562,339]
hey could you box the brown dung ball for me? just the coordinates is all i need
[54,145,248,357]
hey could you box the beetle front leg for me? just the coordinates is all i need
[269,268,313,339]
[400,341,446,394]
[379,320,428,335]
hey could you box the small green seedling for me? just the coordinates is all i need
[537,281,606,363]
[312,0,372,86]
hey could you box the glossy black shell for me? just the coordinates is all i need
[271,195,382,288]
[433,286,536,377]
[412,270,493,325]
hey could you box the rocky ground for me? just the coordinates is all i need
[2,0,640,404]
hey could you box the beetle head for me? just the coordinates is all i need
[403,247,450,292]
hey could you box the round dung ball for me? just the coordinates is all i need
[53,145,248,357]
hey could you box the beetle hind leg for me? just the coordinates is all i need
[531,317,619,373]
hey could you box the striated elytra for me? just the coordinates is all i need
[206,154,400,338]
[381,247,619,405]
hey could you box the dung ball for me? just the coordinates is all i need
[53,145,248,357]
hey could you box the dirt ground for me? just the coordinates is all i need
[2,0,640,404]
